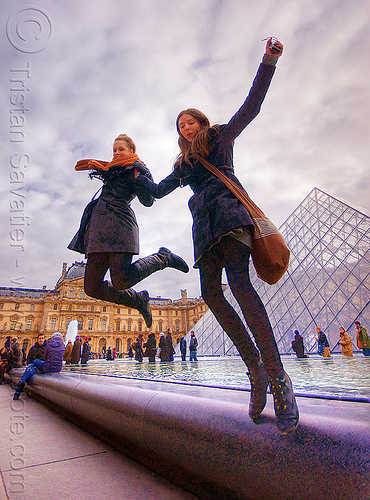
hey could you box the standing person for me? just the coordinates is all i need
[134,334,144,362]
[106,347,114,361]
[63,340,73,364]
[166,329,175,362]
[315,327,331,358]
[144,332,157,363]
[189,331,198,361]
[355,321,370,356]
[26,333,47,365]
[159,332,170,362]
[338,327,353,358]
[68,134,189,329]
[70,336,82,364]
[179,336,187,361]
[133,39,298,435]
[81,337,91,364]
[13,332,65,400]
[6,337,23,372]
[291,331,306,359]
[0,347,11,384]
[5,336,12,351]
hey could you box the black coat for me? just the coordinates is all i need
[26,340,47,364]
[68,162,154,256]
[133,62,275,265]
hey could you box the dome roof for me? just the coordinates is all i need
[65,262,86,280]
[55,261,86,287]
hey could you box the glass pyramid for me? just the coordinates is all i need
[185,188,370,355]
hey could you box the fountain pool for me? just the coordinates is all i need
[63,354,370,401]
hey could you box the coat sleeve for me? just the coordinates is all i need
[131,162,155,207]
[221,62,276,143]
[133,169,182,199]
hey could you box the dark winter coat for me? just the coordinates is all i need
[68,163,154,256]
[144,333,157,361]
[134,337,144,362]
[189,335,198,351]
[291,334,305,358]
[133,62,275,265]
[26,340,47,364]
[159,336,170,362]
[70,339,82,364]
[179,337,187,353]
[81,341,91,364]
[7,341,23,371]
[43,337,65,373]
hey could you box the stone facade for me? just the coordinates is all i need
[0,261,208,356]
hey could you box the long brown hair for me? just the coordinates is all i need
[176,108,212,164]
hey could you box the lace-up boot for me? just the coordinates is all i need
[269,370,299,436]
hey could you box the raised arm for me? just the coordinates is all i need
[222,38,283,142]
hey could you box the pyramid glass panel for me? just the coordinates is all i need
[185,188,370,356]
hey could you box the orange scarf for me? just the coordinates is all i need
[75,153,141,172]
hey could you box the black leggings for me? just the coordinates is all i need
[198,237,283,378]
[84,252,141,300]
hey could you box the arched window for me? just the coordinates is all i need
[115,338,120,352]
[77,316,83,330]
[90,305,94,312]
[15,303,20,310]
[158,320,163,332]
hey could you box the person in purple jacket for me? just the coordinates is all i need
[133,39,298,436]
[13,332,66,400]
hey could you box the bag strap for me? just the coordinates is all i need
[197,157,265,219]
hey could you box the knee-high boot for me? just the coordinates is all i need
[102,282,152,329]
[132,247,189,281]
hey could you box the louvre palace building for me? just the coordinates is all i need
[0,261,208,356]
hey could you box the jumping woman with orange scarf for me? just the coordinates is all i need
[68,134,189,328]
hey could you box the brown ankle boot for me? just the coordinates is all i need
[246,361,269,420]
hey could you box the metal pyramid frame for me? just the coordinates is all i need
[183,188,370,355]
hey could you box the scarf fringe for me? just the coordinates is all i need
[75,153,141,171]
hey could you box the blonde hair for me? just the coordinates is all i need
[114,134,136,153]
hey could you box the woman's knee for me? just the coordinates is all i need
[111,273,130,290]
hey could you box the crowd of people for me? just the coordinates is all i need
[291,321,369,359]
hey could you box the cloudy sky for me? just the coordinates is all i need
[1,0,369,300]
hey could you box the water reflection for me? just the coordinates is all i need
[63,355,370,399]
